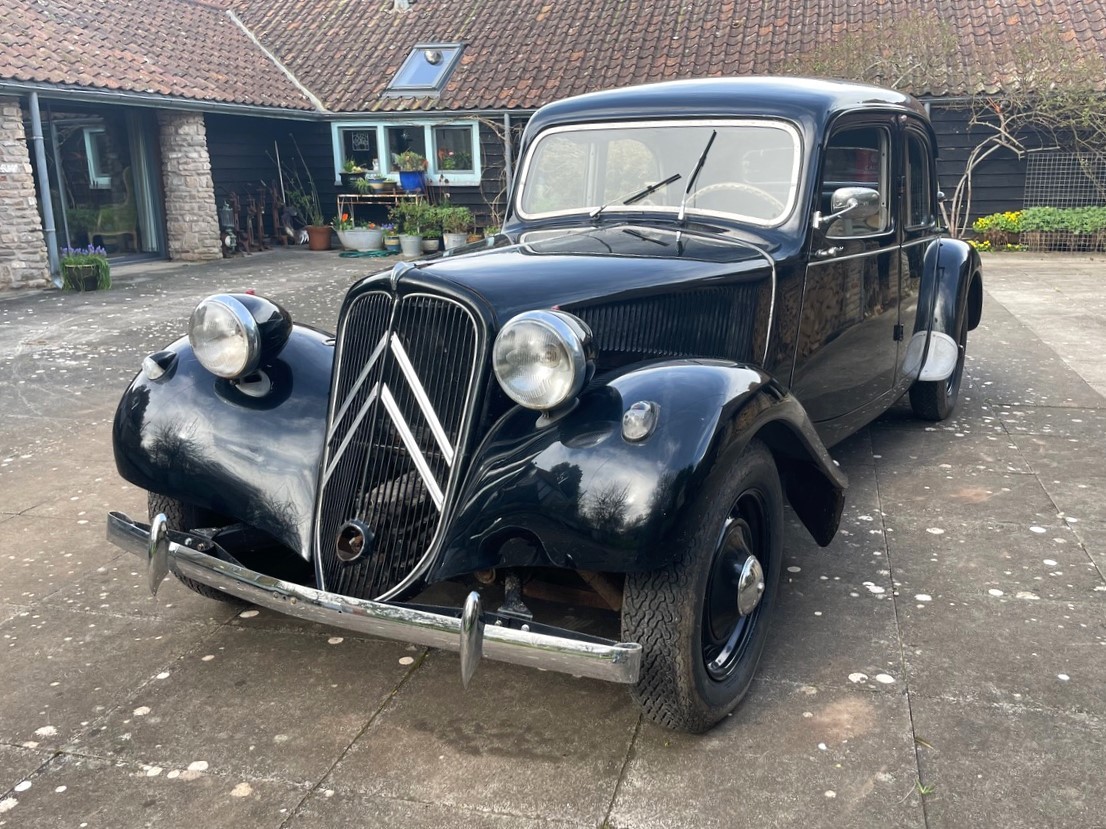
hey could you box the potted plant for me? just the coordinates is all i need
[393,150,428,193]
[381,223,401,253]
[61,245,111,291]
[389,201,429,257]
[340,158,367,189]
[420,205,442,253]
[288,185,330,251]
[338,219,384,251]
[440,206,473,250]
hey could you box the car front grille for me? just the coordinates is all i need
[315,290,480,600]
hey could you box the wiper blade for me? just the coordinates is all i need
[677,130,717,225]
[590,173,681,220]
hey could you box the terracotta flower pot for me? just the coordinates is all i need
[305,226,332,251]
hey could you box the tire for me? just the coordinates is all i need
[909,311,968,422]
[621,440,783,732]
[147,493,243,604]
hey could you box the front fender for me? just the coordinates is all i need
[433,361,846,580]
[112,325,334,558]
[906,238,983,381]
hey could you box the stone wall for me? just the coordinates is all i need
[158,111,221,261]
[0,98,50,290]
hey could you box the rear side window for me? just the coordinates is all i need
[905,132,934,228]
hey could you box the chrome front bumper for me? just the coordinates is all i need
[106,511,641,685]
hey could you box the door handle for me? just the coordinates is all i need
[814,246,844,258]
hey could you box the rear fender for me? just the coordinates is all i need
[433,360,846,580]
[904,238,983,382]
[112,326,334,558]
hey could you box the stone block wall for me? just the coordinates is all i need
[159,111,221,261]
[0,98,49,290]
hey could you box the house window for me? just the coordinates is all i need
[333,121,482,185]
[433,126,474,173]
[341,130,379,171]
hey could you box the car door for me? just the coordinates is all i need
[790,117,901,426]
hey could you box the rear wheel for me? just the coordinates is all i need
[621,440,783,732]
[147,493,242,604]
[909,311,968,421]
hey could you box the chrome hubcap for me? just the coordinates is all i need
[736,555,765,617]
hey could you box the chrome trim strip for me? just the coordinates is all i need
[322,384,379,483]
[329,332,389,437]
[389,335,455,466]
[108,511,641,685]
[380,383,445,510]
[805,244,900,266]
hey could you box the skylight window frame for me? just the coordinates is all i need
[384,43,464,98]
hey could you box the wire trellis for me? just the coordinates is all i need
[1023,152,1106,209]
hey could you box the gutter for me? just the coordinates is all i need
[0,80,324,120]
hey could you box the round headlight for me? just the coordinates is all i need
[188,294,262,379]
[493,310,591,410]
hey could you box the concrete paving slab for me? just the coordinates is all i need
[287,787,584,829]
[0,608,212,750]
[610,680,924,829]
[0,514,127,605]
[41,555,245,625]
[1066,523,1106,584]
[0,743,52,798]
[887,519,1105,603]
[71,625,416,785]
[328,651,639,825]
[997,405,1106,438]
[1008,431,1106,480]
[877,466,1056,527]
[911,696,1106,829]
[870,421,1030,473]
[0,752,305,829]
[967,299,1105,408]
[899,596,1106,714]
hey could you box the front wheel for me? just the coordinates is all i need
[147,493,242,604]
[621,440,783,732]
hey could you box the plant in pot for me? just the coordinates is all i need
[440,206,473,250]
[393,150,428,193]
[420,205,442,253]
[287,184,330,251]
[61,245,111,291]
[389,201,429,257]
[340,158,367,189]
[381,223,401,253]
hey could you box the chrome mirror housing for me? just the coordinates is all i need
[813,186,881,230]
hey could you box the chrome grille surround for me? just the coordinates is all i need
[314,289,483,600]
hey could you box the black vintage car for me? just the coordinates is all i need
[107,77,982,733]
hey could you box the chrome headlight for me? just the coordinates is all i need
[188,294,262,379]
[493,310,592,411]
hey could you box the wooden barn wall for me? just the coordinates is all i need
[205,114,336,230]
[929,103,1028,223]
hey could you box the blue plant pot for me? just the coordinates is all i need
[399,171,425,192]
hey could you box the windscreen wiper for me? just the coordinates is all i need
[677,130,717,225]
[590,173,682,221]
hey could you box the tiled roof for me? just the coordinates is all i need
[0,0,318,110]
[234,0,1106,112]
[1,0,1102,113]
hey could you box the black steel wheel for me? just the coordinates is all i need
[147,493,243,604]
[909,310,968,422]
[621,440,783,732]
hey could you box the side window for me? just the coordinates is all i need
[822,126,890,238]
[905,132,934,228]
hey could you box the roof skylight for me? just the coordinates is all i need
[386,44,463,96]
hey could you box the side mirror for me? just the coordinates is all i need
[813,186,881,230]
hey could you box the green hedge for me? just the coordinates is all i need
[973,207,1106,235]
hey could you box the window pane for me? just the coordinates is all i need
[341,129,379,171]
[907,134,932,227]
[389,46,461,92]
[433,126,473,172]
[822,127,890,238]
[386,127,426,171]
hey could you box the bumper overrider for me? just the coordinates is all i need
[106,511,642,685]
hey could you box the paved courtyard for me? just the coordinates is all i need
[0,250,1103,828]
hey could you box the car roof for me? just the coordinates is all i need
[521,76,928,143]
